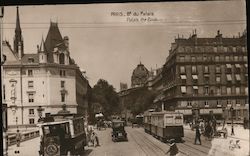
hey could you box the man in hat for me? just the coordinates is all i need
[166,139,179,156]
[194,125,201,145]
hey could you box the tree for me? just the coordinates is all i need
[91,79,121,118]
[124,87,156,116]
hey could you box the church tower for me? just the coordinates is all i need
[13,6,24,59]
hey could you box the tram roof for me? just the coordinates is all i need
[151,111,183,115]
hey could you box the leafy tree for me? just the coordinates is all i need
[91,79,121,118]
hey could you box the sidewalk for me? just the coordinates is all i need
[183,124,249,141]
[7,137,40,156]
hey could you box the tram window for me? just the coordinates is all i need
[165,116,173,124]
[175,116,183,124]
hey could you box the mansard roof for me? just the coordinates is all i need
[21,54,39,63]
[45,22,63,63]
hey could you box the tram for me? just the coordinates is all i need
[144,110,184,142]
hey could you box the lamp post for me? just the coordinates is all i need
[230,106,235,136]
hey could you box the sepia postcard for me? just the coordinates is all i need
[0,0,248,156]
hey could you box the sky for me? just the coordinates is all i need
[2,0,246,91]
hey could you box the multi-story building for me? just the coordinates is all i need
[2,7,91,127]
[162,30,248,122]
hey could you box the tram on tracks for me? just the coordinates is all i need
[143,110,184,142]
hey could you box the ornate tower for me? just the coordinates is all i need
[13,6,24,59]
[38,37,47,64]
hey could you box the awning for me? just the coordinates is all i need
[193,86,198,89]
[235,64,241,68]
[226,64,232,68]
[192,75,198,80]
[226,74,232,81]
[181,86,186,93]
[235,74,241,81]
[180,75,187,79]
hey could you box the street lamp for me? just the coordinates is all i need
[230,106,235,135]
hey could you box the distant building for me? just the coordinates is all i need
[2,7,91,127]
[161,30,248,122]
[131,62,149,88]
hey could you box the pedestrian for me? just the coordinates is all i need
[166,139,179,156]
[91,131,100,147]
[194,125,201,145]
[231,125,235,136]
[87,126,93,146]
[16,129,22,147]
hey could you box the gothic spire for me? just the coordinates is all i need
[15,6,21,35]
[14,6,24,58]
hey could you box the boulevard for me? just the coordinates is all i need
[8,125,249,156]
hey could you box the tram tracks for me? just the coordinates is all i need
[135,128,211,156]
[127,128,163,156]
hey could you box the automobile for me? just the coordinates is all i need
[111,120,128,142]
[38,113,87,156]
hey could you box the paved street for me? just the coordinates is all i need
[8,126,249,156]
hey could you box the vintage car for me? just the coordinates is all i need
[111,120,128,142]
[38,113,87,156]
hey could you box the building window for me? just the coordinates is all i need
[225,56,230,61]
[216,76,221,83]
[28,81,34,88]
[28,93,34,103]
[204,66,209,73]
[28,70,33,76]
[213,47,217,52]
[61,93,65,102]
[235,74,241,82]
[180,75,187,84]
[60,70,66,77]
[215,55,220,61]
[234,56,239,61]
[215,66,221,73]
[226,74,232,82]
[181,86,186,94]
[180,66,185,74]
[180,56,185,62]
[227,100,231,105]
[204,86,209,95]
[203,55,207,61]
[59,53,65,64]
[61,81,65,88]
[191,56,196,62]
[226,64,232,73]
[224,47,228,52]
[29,118,35,124]
[204,75,209,84]
[187,101,192,107]
[28,57,34,63]
[193,86,198,95]
[235,87,240,95]
[227,87,232,95]
[243,56,247,61]
[29,109,34,115]
[216,100,221,107]
[192,75,198,83]
[204,101,209,107]
[233,47,236,52]
[245,87,248,95]
[236,99,240,105]
[191,66,197,74]
[216,87,221,95]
